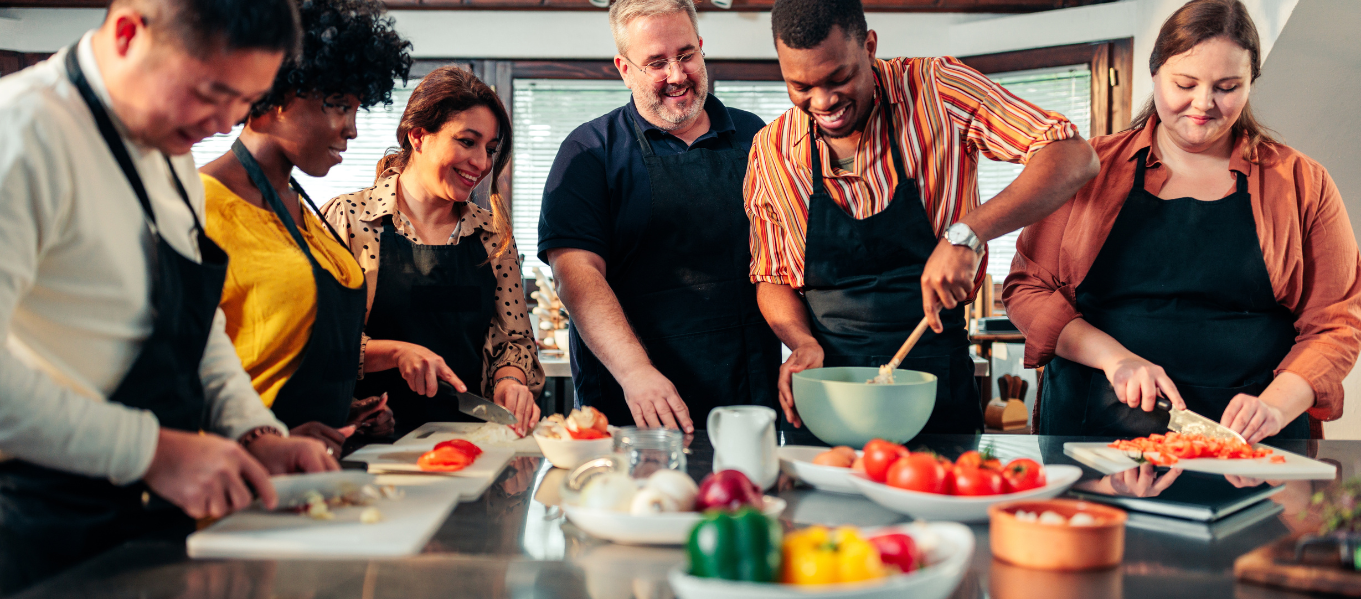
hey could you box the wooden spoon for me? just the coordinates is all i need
[871,316,932,384]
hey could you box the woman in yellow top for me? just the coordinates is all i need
[199,0,412,454]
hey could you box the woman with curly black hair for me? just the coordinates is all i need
[198,0,412,455]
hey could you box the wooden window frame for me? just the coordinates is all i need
[413,38,1132,212]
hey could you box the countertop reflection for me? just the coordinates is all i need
[16,434,1353,599]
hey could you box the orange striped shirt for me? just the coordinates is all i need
[744,56,1078,289]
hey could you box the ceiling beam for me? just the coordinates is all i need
[0,0,1118,12]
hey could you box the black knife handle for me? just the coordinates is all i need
[437,380,458,396]
[1155,398,1172,412]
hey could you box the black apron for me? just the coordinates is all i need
[0,47,227,593]
[229,140,366,429]
[1039,147,1308,441]
[570,110,781,429]
[787,69,982,445]
[352,213,496,437]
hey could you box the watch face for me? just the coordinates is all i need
[947,225,967,244]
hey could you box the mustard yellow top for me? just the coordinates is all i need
[202,174,365,408]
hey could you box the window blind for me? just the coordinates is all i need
[979,65,1092,282]
[190,85,415,207]
[510,79,633,276]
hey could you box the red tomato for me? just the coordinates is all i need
[885,453,948,493]
[956,450,1001,470]
[868,533,922,573]
[862,440,908,483]
[433,439,483,458]
[952,465,1003,496]
[567,428,610,440]
[417,447,473,472]
[1001,458,1046,493]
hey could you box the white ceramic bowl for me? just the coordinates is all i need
[847,465,1083,523]
[563,496,787,546]
[778,446,862,495]
[534,430,614,470]
[668,521,975,599]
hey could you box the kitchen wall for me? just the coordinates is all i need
[1251,0,1361,440]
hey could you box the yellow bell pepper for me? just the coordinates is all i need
[781,526,886,585]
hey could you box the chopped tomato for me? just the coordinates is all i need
[1108,432,1273,464]
[434,439,483,458]
[418,446,474,472]
[567,427,609,440]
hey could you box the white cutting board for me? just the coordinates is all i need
[396,422,542,456]
[1064,442,1337,479]
[186,477,460,559]
[345,445,515,501]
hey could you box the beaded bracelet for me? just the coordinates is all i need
[494,375,527,388]
[238,425,283,447]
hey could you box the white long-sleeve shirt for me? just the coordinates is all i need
[0,34,285,485]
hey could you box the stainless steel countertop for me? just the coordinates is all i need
[18,434,1349,599]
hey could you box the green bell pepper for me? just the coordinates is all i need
[685,507,782,582]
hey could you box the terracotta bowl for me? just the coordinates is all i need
[989,499,1126,571]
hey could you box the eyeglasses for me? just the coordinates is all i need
[623,49,705,81]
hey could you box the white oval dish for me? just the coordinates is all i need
[668,521,974,599]
[777,445,862,495]
[563,496,787,545]
[847,464,1083,523]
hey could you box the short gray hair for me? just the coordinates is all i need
[609,0,699,56]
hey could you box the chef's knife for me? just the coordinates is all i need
[1155,398,1248,444]
[437,380,518,425]
[267,470,377,510]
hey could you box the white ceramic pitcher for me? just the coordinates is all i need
[707,406,779,490]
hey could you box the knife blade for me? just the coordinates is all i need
[437,380,518,425]
[267,470,377,510]
[1154,398,1247,444]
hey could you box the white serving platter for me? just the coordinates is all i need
[778,445,862,495]
[668,521,974,599]
[563,496,786,546]
[848,465,1083,523]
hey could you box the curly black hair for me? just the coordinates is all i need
[249,0,413,118]
[770,0,867,50]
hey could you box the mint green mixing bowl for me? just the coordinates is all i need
[791,367,937,448]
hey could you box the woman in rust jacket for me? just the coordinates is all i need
[1003,0,1361,443]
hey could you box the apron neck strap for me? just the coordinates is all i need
[229,139,350,253]
[807,66,905,198]
[1132,147,1151,191]
[64,44,200,237]
[231,139,315,259]
[625,109,657,158]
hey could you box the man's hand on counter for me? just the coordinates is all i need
[143,429,278,519]
[244,434,339,476]
[778,342,824,428]
[620,365,693,433]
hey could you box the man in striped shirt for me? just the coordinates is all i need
[747,0,1100,439]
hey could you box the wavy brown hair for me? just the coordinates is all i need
[377,65,513,257]
[1130,0,1277,162]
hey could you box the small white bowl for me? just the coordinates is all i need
[778,446,862,495]
[563,496,787,546]
[847,465,1083,523]
[534,429,614,470]
[668,521,975,599]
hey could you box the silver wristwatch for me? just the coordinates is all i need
[944,222,984,256]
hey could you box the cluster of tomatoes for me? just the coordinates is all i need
[416,439,484,472]
[860,439,1047,496]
